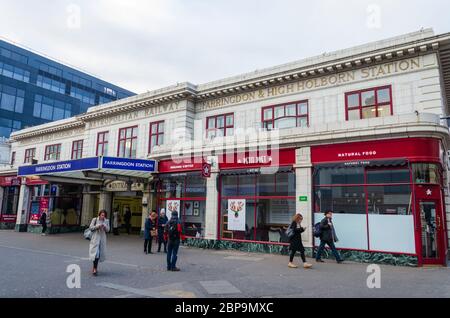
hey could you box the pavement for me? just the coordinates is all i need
[0,230,449,298]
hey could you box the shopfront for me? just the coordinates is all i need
[218,148,297,245]
[0,175,21,228]
[157,160,206,238]
[311,137,448,266]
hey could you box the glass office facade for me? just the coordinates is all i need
[0,39,135,140]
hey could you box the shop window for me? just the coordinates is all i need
[367,185,412,215]
[367,168,410,184]
[206,114,234,138]
[1,186,19,219]
[413,164,440,184]
[44,144,61,161]
[262,101,308,130]
[158,173,207,239]
[149,121,164,153]
[185,175,207,198]
[118,126,138,159]
[220,171,296,243]
[71,140,83,160]
[314,186,366,214]
[345,86,392,120]
[24,148,36,164]
[96,131,109,156]
[314,167,364,185]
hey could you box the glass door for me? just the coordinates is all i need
[419,200,446,265]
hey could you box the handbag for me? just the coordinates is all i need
[83,218,97,241]
[150,229,157,237]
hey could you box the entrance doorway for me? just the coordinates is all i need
[112,194,143,234]
[415,185,447,266]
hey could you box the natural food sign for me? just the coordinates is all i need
[166,200,181,218]
[228,199,246,231]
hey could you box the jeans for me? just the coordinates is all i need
[316,240,343,262]
[144,238,153,253]
[42,224,47,234]
[167,240,180,270]
[158,238,167,252]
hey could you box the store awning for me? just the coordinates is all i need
[18,157,158,184]
[313,159,408,170]
[220,166,294,176]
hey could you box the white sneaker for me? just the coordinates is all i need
[303,263,313,269]
[288,262,298,268]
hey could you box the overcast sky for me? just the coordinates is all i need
[0,0,449,94]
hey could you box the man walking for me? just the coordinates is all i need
[164,211,184,272]
[315,210,344,264]
[124,207,132,235]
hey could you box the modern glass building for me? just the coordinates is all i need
[0,38,135,142]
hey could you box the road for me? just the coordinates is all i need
[0,230,449,298]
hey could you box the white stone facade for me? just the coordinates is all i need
[2,29,450,264]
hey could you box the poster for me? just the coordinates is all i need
[227,199,246,231]
[166,200,181,218]
[184,201,193,216]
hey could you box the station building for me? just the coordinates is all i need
[2,29,450,266]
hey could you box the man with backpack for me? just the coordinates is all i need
[315,210,344,264]
[164,211,185,272]
[39,211,48,236]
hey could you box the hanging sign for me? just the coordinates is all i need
[166,200,181,218]
[227,199,246,231]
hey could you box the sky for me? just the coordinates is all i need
[0,0,449,94]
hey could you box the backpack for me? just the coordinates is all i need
[313,222,322,238]
[167,220,180,241]
[285,223,295,240]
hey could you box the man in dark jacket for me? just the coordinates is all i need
[164,211,185,272]
[40,211,48,236]
[157,209,169,253]
[124,207,132,235]
[315,210,343,263]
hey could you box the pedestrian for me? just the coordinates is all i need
[144,211,157,254]
[124,207,132,235]
[288,213,312,269]
[157,209,169,253]
[39,210,48,236]
[164,211,184,272]
[88,210,110,276]
[315,210,344,264]
[112,210,120,236]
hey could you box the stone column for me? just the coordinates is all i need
[141,186,153,235]
[81,185,95,228]
[0,186,4,214]
[98,191,112,214]
[294,147,313,248]
[204,168,219,240]
[15,183,31,232]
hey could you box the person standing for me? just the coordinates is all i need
[89,210,110,276]
[112,210,120,236]
[164,211,184,271]
[40,211,48,236]
[124,207,132,235]
[315,210,344,264]
[288,213,312,269]
[157,209,169,253]
[144,212,157,254]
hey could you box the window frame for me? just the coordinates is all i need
[71,140,84,160]
[345,85,393,121]
[96,131,109,156]
[24,148,36,164]
[44,144,62,161]
[10,152,16,165]
[149,121,165,154]
[206,113,234,138]
[117,126,138,158]
[261,100,309,130]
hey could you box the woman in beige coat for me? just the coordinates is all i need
[89,210,110,276]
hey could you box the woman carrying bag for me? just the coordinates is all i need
[287,213,312,269]
[88,210,110,276]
